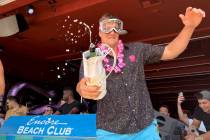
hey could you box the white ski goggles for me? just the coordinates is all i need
[99,18,127,35]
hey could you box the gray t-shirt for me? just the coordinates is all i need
[79,42,165,134]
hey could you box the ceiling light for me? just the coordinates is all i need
[66,49,70,52]
[27,5,35,15]
[57,75,61,79]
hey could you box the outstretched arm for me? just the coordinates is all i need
[161,7,205,60]
[0,60,5,96]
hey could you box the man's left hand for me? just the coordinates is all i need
[179,7,205,29]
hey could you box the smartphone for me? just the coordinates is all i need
[179,92,183,97]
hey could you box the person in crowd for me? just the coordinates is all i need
[177,93,206,133]
[159,105,170,116]
[185,90,210,140]
[43,105,54,115]
[55,87,81,114]
[5,96,28,120]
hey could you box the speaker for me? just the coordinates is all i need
[0,13,29,37]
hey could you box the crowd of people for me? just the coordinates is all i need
[0,86,88,128]
[158,90,210,139]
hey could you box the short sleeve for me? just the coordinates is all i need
[142,44,165,64]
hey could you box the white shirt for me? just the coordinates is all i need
[188,118,207,132]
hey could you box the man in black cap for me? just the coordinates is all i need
[185,90,210,140]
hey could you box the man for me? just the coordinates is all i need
[54,87,81,114]
[77,7,205,139]
[5,96,28,120]
[185,90,210,140]
[43,105,54,115]
[159,105,170,116]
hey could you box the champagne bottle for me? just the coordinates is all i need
[89,43,96,58]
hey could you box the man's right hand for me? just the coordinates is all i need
[76,78,102,100]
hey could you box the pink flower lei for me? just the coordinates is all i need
[98,40,126,73]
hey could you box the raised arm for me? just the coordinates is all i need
[177,95,189,125]
[161,7,205,60]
